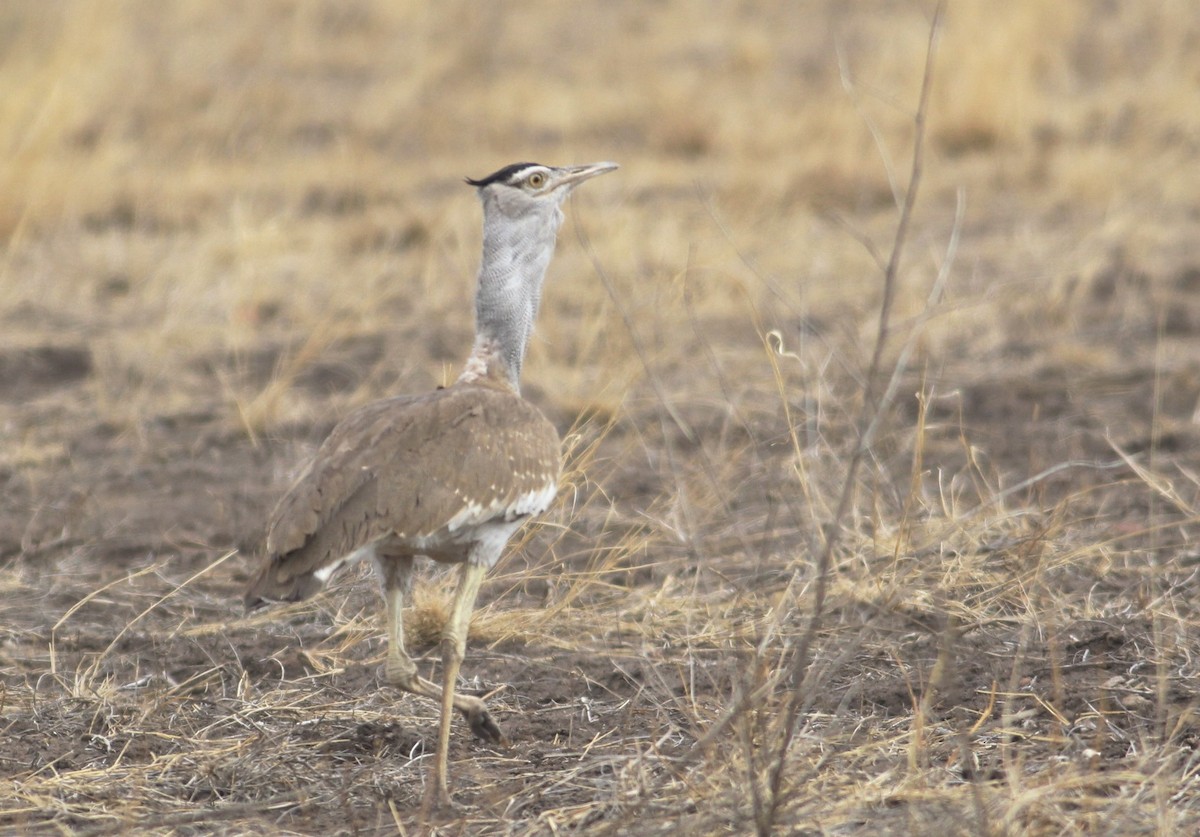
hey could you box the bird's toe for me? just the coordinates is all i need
[421,779,458,814]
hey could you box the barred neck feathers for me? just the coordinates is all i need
[457,338,518,391]
[464,176,565,391]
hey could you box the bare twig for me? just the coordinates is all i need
[757,6,946,832]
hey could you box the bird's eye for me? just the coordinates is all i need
[526,172,546,188]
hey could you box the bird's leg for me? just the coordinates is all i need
[429,560,493,807]
[378,556,499,726]
[378,554,499,810]
[379,555,423,689]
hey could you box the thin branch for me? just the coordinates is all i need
[759,5,946,831]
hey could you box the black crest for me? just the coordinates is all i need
[465,162,540,188]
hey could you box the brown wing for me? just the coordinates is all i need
[244,382,560,606]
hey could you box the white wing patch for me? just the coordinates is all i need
[311,542,377,584]
[444,479,558,534]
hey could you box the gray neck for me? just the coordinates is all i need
[465,199,564,391]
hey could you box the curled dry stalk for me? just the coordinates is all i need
[667,2,956,803]
[752,6,948,833]
[572,10,953,833]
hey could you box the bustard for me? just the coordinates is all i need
[245,161,617,806]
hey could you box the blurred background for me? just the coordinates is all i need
[4,1,1198,423]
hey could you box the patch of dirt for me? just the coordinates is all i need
[0,344,93,403]
[4,231,1200,836]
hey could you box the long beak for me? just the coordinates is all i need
[554,161,619,191]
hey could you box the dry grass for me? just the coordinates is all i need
[3,0,1200,834]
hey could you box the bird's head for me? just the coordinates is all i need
[464,160,617,388]
[466,161,618,226]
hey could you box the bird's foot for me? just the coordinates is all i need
[420,776,457,815]
[460,702,504,744]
